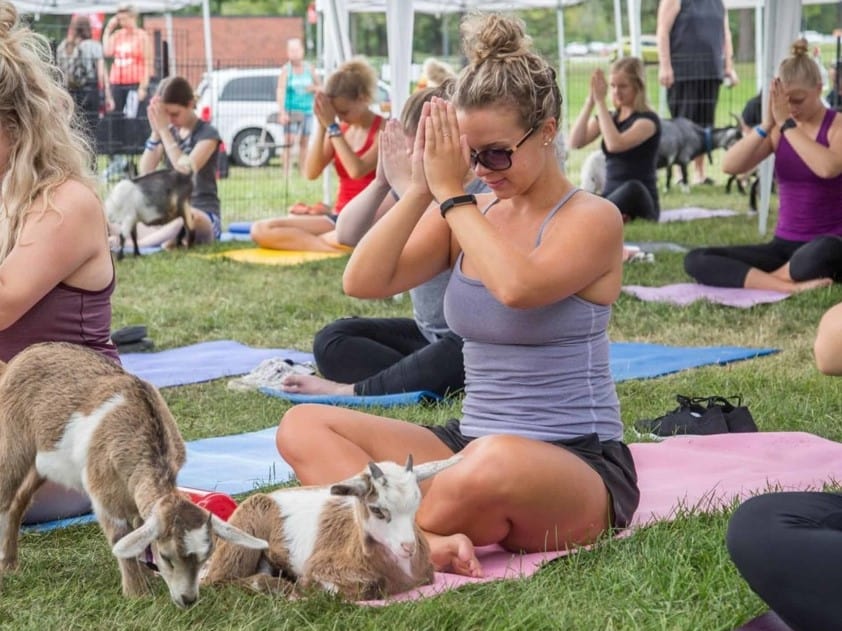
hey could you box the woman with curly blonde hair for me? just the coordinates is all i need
[0,0,117,522]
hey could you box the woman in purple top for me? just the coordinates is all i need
[684,38,842,293]
[0,2,117,522]
[275,13,638,578]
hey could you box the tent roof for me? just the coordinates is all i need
[12,0,201,14]
[339,0,584,13]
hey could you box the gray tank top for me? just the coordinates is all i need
[443,188,622,441]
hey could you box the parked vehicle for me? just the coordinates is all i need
[195,68,391,168]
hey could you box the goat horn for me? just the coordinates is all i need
[405,454,414,472]
[414,454,463,482]
[368,461,385,480]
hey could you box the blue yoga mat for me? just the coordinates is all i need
[610,342,777,382]
[23,428,293,532]
[121,340,315,389]
[227,221,253,234]
[259,388,442,408]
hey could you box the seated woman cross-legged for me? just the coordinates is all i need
[250,57,385,253]
[128,76,222,248]
[684,39,842,293]
[281,83,478,399]
[275,13,639,576]
[569,57,661,222]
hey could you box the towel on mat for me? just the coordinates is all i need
[659,207,740,222]
[623,283,790,308]
[205,247,348,266]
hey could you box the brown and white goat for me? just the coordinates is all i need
[202,455,461,600]
[0,342,268,608]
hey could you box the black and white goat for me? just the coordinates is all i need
[202,455,461,600]
[0,342,268,608]
[105,169,194,260]
[656,116,742,191]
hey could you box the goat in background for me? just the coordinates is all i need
[656,116,742,192]
[0,342,268,608]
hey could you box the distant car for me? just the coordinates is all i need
[195,68,391,168]
[611,35,659,64]
[565,42,589,57]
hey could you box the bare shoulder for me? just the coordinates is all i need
[566,190,624,230]
[24,179,104,233]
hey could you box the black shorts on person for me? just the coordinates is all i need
[426,419,640,529]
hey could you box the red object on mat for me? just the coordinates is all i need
[179,487,238,521]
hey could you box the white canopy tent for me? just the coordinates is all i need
[12,0,214,79]
[322,0,839,235]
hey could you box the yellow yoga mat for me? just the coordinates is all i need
[206,247,349,266]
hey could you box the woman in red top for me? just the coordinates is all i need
[102,3,152,115]
[250,57,385,252]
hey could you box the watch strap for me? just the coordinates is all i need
[327,122,342,138]
[439,194,477,218]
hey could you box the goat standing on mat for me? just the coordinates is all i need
[0,342,268,608]
[656,116,742,192]
[105,169,194,260]
[202,455,462,600]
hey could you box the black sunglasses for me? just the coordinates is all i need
[469,125,538,171]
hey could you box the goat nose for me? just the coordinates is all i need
[180,594,197,608]
[401,541,416,556]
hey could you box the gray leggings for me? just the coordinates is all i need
[684,235,842,288]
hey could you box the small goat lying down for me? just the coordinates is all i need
[0,342,268,608]
[202,455,462,600]
[105,168,194,260]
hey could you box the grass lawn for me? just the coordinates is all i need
[8,162,841,629]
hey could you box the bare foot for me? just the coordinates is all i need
[790,277,833,293]
[426,532,483,578]
[281,374,354,396]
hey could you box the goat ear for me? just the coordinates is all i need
[368,461,385,480]
[330,474,370,498]
[210,515,268,550]
[111,513,161,558]
[405,454,413,472]
[414,454,463,482]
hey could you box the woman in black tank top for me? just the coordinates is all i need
[570,56,661,222]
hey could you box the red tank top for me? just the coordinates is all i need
[0,274,119,364]
[332,115,383,212]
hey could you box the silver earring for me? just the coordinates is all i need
[543,139,551,146]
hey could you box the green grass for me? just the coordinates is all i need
[14,136,841,630]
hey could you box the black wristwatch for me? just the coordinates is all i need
[439,194,477,218]
[780,118,797,134]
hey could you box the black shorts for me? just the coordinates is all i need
[426,419,640,529]
[667,78,722,128]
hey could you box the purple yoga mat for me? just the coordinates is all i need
[659,207,740,222]
[623,283,790,308]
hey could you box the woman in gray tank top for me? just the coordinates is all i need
[277,12,639,577]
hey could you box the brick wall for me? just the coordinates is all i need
[142,15,304,88]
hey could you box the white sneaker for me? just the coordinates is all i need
[227,357,316,391]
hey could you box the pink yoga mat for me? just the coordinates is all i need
[373,432,842,603]
[659,207,740,222]
[623,283,790,308]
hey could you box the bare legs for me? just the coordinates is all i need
[280,373,354,396]
[744,264,832,293]
[250,216,348,252]
[276,405,613,577]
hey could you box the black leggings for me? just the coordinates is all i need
[684,235,842,287]
[727,492,842,631]
[605,180,660,222]
[313,317,464,397]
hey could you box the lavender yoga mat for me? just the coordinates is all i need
[370,432,842,603]
[659,207,740,222]
[623,283,790,308]
[120,340,315,389]
[734,612,794,631]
